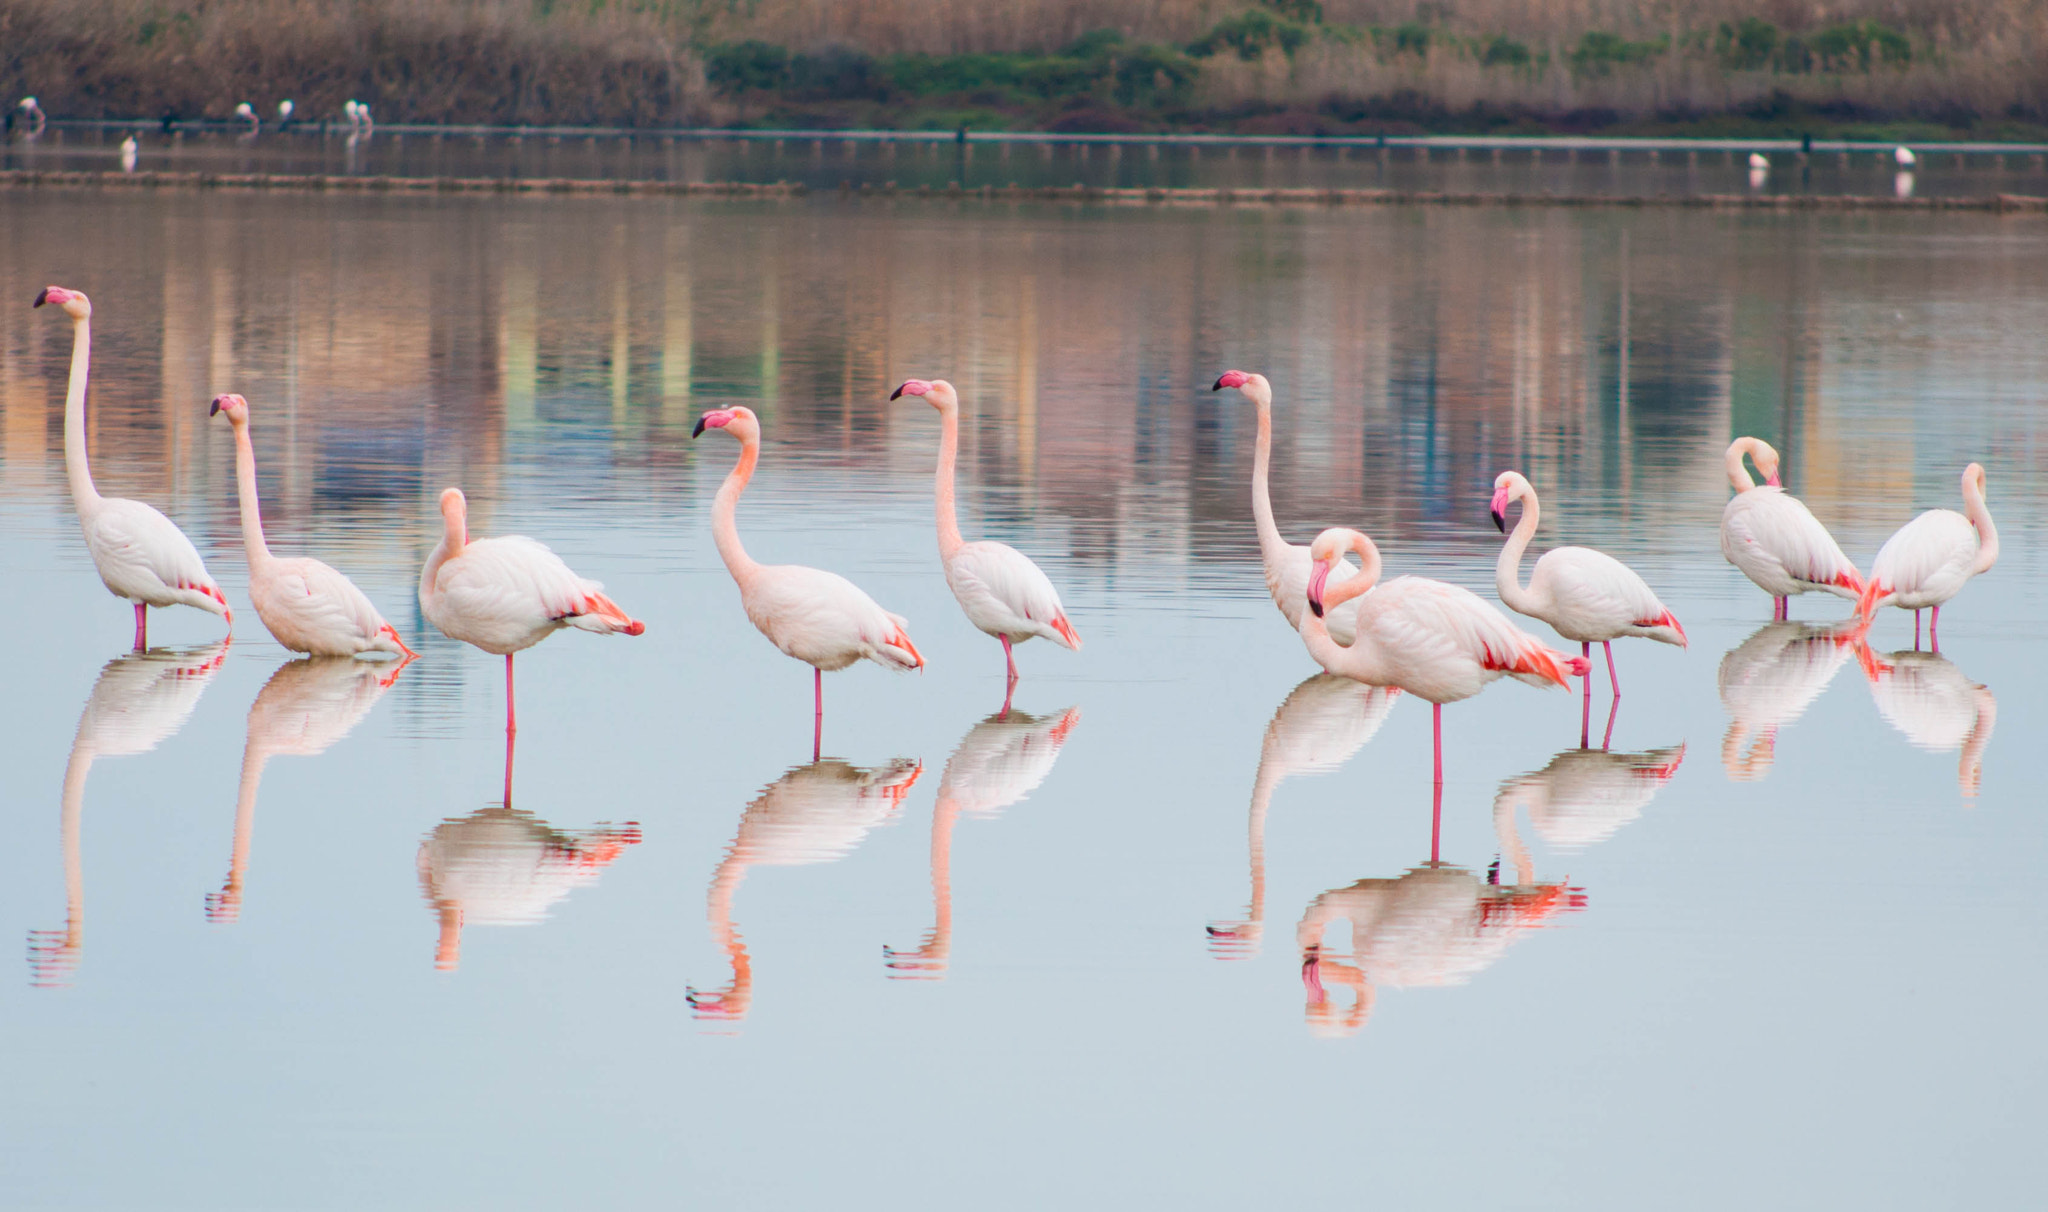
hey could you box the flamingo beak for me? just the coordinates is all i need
[1211,370,1249,391]
[691,416,709,438]
[1766,470,1782,487]
[32,287,51,307]
[209,396,223,416]
[1489,487,1510,532]
[1306,561,1330,618]
[888,384,904,400]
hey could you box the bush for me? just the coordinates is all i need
[1189,10,1313,60]
[707,41,789,95]
[1800,20,1911,71]
[1389,22,1431,56]
[1716,18,1777,71]
[1569,30,1666,77]
[1481,35,1531,68]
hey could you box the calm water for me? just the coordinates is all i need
[10,127,2048,198]
[0,189,2044,1209]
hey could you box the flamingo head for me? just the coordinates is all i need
[692,405,759,441]
[889,378,958,409]
[1211,369,1273,408]
[18,97,36,112]
[234,102,255,119]
[1964,461,1987,499]
[208,393,249,424]
[278,100,293,120]
[1490,470,1528,533]
[438,487,468,543]
[33,285,90,320]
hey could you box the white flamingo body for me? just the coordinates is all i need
[119,136,137,171]
[1492,471,1684,647]
[892,379,1079,676]
[420,808,639,970]
[1860,463,1997,623]
[423,528,640,655]
[1717,620,1861,779]
[1719,437,1863,608]
[1211,371,1361,647]
[37,286,230,645]
[1858,649,1997,795]
[213,394,411,659]
[1495,745,1686,853]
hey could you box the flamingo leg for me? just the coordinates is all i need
[1914,609,1922,650]
[1429,777,1442,865]
[1602,694,1620,751]
[503,720,516,808]
[504,654,517,737]
[1431,702,1443,787]
[1580,643,1592,748]
[1001,634,1017,684]
[813,667,824,762]
[1930,606,1941,653]
[132,602,147,651]
[1605,640,1621,698]
[999,676,1015,719]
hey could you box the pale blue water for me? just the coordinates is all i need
[0,190,2042,1209]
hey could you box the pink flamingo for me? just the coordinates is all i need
[694,406,924,755]
[1210,370,1363,645]
[1300,527,1587,784]
[890,379,1080,693]
[210,394,415,663]
[419,487,644,735]
[1490,470,1685,732]
[1857,462,1998,650]
[35,286,231,648]
[1720,436,1864,619]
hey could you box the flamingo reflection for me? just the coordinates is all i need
[885,706,1081,979]
[209,655,413,923]
[29,641,230,986]
[1717,619,1864,780]
[1296,787,1585,1037]
[1493,743,1685,854]
[1856,647,1997,796]
[688,756,922,1023]
[417,731,639,971]
[1207,675,1400,959]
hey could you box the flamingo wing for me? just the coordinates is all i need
[1372,578,1576,690]
[947,540,1080,648]
[440,536,639,636]
[1722,489,1862,595]
[255,557,391,650]
[1869,509,1976,604]
[1531,547,1678,637]
[751,565,921,671]
[85,498,227,612]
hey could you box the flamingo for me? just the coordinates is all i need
[1895,145,1917,167]
[1748,151,1768,169]
[211,394,415,662]
[16,96,44,135]
[1206,674,1399,960]
[419,807,640,973]
[233,102,258,132]
[119,135,137,172]
[1717,618,1865,780]
[35,286,232,648]
[1491,471,1685,721]
[1856,463,1998,650]
[209,655,410,923]
[1493,743,1685,854]
[1719,436,1864,618]
[277,100,294,126]
[1209,370,1362,646]
[29,642,231,986]
[688,756,923,1022]
[419,487,644,735]
[693,406,923,756]
[885,705,1081,978]
[890,378,1080,692]
[1855,647,1997,797]
[1299,527,1587,785]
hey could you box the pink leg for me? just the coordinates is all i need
[1580,642,1592,749]
[133,602,147,651]
[504,655,517,736]
[1602,694,1619,751]
[503,722,516,808]
[1914,609,1922,650]
[813,667,824,762]
[1929,606,1941,653]
[1001,634,1017,684]
[1431,702,1443,786]
[1605,640,1621,698]
[1429,777,1442,866]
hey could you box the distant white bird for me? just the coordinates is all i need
[17,95,45,134]
[119,135,137,172]
[277,99,294,125]
[1748,151,1768,169]
[357,102,373,134]
[1858,463,1998,648]
[1719,436,1864,618]
[1894,145,1916,167]
[233,101,257,131]
[891,378,1079,689]
[344,99,361,130]
[34,286,232,648]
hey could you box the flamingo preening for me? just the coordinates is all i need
[419,487,644,735]
[36,286,232,648]
[16,96,44,135]
[1300,528,1587,784]
[1490,470,1685,742]
[233,102,258,132]
[890,378,1079,694]
[1719,436,1864,618]
[694,406,923,757]
[212,394,414,662]
[1857,463,1998,650]
[1209,370,1362,646]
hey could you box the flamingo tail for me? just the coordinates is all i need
[1489,641,1581,689]
[875,623,925,671]
[1856,578,1889,620]
[1048,611,1082,651]
[564,591,646,636]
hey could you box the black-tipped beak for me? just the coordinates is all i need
[32,288,49,308]
[1491,507,1506,533]
[889,384,905,400]
[1209,376,1226,391]
[209,399,221,416]
[691,417,708,438]
[1308,596,1324,618]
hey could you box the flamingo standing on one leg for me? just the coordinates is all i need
[693,406,924,758]
[1299,528,1587,785]
[1490,470,1685,739]
[890,378,1079,696]
[1208,370,1362,647]
[419,487,644,736]
[1857,463,1998,651]
[211,394,414,664]
[1719,436,1864,619]
[35,286,232,648]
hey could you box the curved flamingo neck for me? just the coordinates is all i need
[61,314,102,510]
[1726,438,1770,492]
[932,403,967,560]
[420,503,466,601]
[1299,538,1384,677]
[1494,486,1543,616]
[712,431,764,585]
[1322,537,1382,612]
[228,419,274,565]
[1963,472,1999,574]
[1249,393,1288,566]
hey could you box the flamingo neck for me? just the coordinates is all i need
[225,739,269,909]
[1725,438,1764,492]
[1963,474,1999,574]
[1494,489,1543,616]
[1491,793,1537,886]
[712,432,763,585]
[61,314,102,510]
[229,420,274,565]
[933,403,966,561]
[1250,395,1288,565]
[1300,541,1383,676]
[420,506,466,602]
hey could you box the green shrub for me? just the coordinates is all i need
[1481,35,1530,68]
[1261,0,1324,23]
[1716,18,1777,70]
[1111,43,1198,107]
[1800,20,1911,71]
[1391,22,1431,56]
[1189,10,1313,60]
[1569,30,1666,77]
[706,41,790,94]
